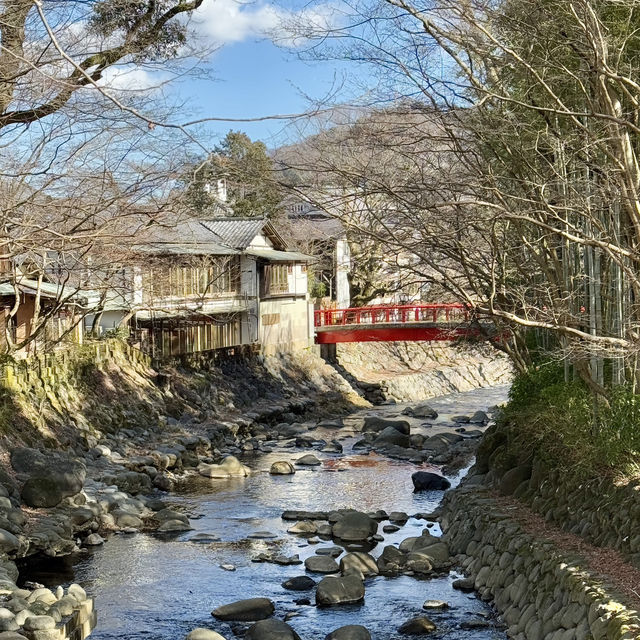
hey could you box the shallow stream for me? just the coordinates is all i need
[24,385,510,640]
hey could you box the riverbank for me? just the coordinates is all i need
[336,342,513,403]
[435,365,640,640]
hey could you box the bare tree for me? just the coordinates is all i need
[279,0,640,393]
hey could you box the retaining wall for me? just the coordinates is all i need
[441,486,640,640]
[337,342,513,402]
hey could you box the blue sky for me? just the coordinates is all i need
[183,39,354,149]
[173,0,359,150]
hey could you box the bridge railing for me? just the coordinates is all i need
[314,303,469,327]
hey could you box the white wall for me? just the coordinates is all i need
[259,297,312,353]
[335,238,351,308]
[84,310,128,334]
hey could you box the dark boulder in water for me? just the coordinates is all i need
[411,471,451,492]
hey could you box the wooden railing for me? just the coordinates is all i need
[314,303,469,327]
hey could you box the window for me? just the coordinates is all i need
[264,264,290,295]
[143,257,240,302]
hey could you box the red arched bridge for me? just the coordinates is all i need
[314,303,480,344]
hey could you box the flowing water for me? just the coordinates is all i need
[23,385,510,640]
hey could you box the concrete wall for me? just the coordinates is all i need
[259,297,312,354]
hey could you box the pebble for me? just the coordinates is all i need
[220,564,236,572]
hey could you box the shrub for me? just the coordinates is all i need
[500,363,640,480]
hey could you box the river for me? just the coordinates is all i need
[23,385,510,640]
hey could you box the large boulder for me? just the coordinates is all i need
[411,472,450,492]
[499,464,532,496]
[339,552,378,577]
[245,619,301,640]
[198,457,250,479]
[13,448,86,509]
[402,403,438,419]
[373,428,411,449]
[316,575,365,606]
[398,617,437,635]
[305,555,339,574]
[212,598,274,622]
[111,471,152,495]
[325,626,371,640]
[332,512,378,541]
[270,462,295,475]
[362,416,410,435]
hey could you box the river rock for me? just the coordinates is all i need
[402,403,438,419]
[469,410,489,424]
[423,600,448,610]
[316,546,343,558]
[362,416,410,435]
[22,616,55,631]
[0,531,19,555]
[409,542,450,569]
[157,519,193,532]
[389,511,408,523]
[245,619,301,640]
[377,545,406,575]
[185,630,226,640]
[211,597,275,621]
[198,457,250,479]
[399,533,440,553]
[295,455,321,466]
[332,512,377,541]
[398,617,436,635]
[316,575,365,606]
[16,447,86,508]
[270,462,295,475]
[383,524,400,533]
[305,555,339,574]
[372,428,411,448]
[288,521,317,535]
[281,576,316,591]
[499,464,532,496]
[411,472,451,492]
[339,552,378,577]
[325,625,371,640]
[452,578,474,592]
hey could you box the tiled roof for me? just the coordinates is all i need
[200,218,268,250]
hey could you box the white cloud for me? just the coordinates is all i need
[99,67,168,93]
[195,0,339,47]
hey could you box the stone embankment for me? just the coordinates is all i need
[336,342,512,403]
[438,416,640,640]
[440,486,640,640]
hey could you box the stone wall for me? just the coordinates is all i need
[336,342,513,402]
[440,486,640,640]
[470,421,640,570]
[0,339,365,449]
[1,341,151,390]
